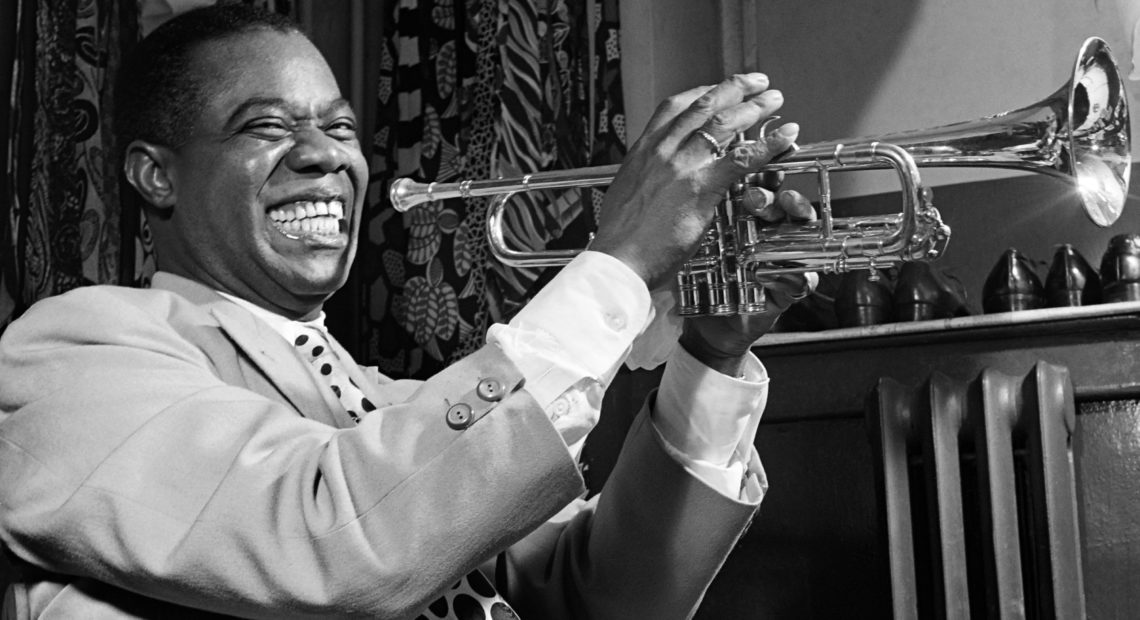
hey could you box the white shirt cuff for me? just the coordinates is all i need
[487,251,652,444]
[655,344,768,465]
[652,344,769,499]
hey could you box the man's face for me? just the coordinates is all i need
[160,30,367,318]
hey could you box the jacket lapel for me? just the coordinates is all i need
[152,273,345,427]
[209,303,347,427]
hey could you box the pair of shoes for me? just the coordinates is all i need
[894,262,970,321]
[1100,234,1140,302]
[985,245,1103,312]
[1046,244,1101,307]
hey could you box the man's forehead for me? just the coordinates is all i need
[191,29,332,83]
[189,31,345,112]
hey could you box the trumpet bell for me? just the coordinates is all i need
[1070,37,1131,225]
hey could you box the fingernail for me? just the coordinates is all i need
[735,72,767,82]
[758,89,783,103]
[776,122,799,138]
[747,186,776,209]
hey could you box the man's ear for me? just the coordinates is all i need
[124,140,177,209]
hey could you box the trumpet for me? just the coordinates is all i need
[389,37,1130,316]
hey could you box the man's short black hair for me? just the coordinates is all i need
[115,2,303,151]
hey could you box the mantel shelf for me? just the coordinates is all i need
[754,301,1140,354]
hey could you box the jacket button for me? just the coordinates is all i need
[446,403,474,429]
[476,378,504,402]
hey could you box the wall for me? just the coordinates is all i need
[749,0,1139,196]
[619,0,730,141]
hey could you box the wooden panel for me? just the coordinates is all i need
[1074,400,1140,620]
[695,417,889,619]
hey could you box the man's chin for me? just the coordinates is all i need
[275,262,351,301]
[257,247,355,311]
[290,271,348,298]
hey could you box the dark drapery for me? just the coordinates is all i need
[1,0,139,331]
[364,0,627,378]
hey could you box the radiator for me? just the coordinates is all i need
[867,362,1085,619]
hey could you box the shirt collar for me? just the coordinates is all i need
[214,290,328,339]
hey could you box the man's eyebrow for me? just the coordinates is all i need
[224,97,355,127]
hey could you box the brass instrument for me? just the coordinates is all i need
[389,37,1130,316]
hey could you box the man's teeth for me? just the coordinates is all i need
[268,200,345,236]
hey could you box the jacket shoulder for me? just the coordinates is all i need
[1,284,215,357]
[20,283,204,321]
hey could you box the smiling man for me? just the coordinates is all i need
[118,17,367,318]
[0,4,813,619]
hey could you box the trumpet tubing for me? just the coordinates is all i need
[389,37,1130,317]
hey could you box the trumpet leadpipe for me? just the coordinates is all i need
[388,165,619,212]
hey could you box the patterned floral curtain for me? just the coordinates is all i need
[1,0,138,331]
[365,0,627,378]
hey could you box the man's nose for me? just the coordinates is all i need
[286,128,354,173]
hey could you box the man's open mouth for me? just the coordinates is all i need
[267,200,346,239]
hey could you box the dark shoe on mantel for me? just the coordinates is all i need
[893,262,970,321]
[982,248,1044,313]
[836,269,893,327]
[1099,233,1140,303]
[1045,244,1102,307]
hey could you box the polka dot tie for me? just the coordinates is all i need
[284,323,519,620]
[288,325,375,424]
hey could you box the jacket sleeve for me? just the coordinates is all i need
[0,288,584,619]
[492,395,763,620]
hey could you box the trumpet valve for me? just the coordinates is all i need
[704,269,736,316]
[677,272,703,316]
[677,266,737,316]
[737,280,767,314]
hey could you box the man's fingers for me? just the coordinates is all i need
[756,272,820,309]
[637,74,794,170]
[680,91,786,161]
[777,190,817,222]
[740,186,777,218]
[738,182,817,224]
[641,84,716,137]
[640,73,769,146]
[672,73,771,135]
[707,122,799,187]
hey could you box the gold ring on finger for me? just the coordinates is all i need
[695,129,727,158]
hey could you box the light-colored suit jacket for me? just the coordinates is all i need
[0,273,760,619]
